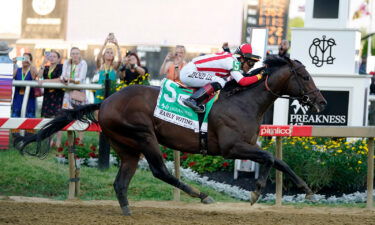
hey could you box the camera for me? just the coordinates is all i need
[16,56,25,61]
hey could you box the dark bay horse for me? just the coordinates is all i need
[18,56,327,215]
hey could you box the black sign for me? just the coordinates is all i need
[288,90,349,126]
[21,0,68,39]
[243,0,290,45]
[244,1,260,43]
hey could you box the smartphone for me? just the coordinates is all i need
[16,56,25,61]
[108,32,115,42]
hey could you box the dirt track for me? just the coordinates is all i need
[0,196,375,225]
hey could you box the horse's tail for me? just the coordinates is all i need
[15,103,101,154]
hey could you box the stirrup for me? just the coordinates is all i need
[183,98,206,113]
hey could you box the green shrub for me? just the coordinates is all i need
[261,137,369,193]
[160,146,234,174]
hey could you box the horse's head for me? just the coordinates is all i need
[265,56,327,113]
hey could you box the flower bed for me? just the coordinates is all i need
[54,138,118,167]
[261,137,370,193]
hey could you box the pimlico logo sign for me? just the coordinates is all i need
[288,91,349,126]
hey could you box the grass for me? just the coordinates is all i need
[0,150,238,202]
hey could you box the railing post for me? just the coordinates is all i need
[19,86,31,137]
[67,131,76,199]
[367,137,374,209]
[173,151,180,201]
[98,73,111,170]
[275,136,283,206]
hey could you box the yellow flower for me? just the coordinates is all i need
[358,160,362,164]
[336,149,342,153]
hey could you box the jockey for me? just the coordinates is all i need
[180,43,262,113]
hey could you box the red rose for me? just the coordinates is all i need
[188,161,196,167]
[222,162,229,167]
[64,140,69,146]
[88,152,97,158]
[162,153,167,159]
[90,145,97,151]
[181,154,188,160]
[57,147,64,152]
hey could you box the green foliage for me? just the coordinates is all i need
[261,137,370,193]
[160,146,234,174]
[361,38,375,57]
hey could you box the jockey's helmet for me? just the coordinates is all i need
[234,43,261,62]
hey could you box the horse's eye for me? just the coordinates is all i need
[303,76,310,81]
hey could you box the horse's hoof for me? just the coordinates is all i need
[249,191,260,205]
[201,196,215,204]
[121,206,132,216]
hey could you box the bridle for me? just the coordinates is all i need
[264,61,320,106]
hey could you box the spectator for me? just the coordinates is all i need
[61,47,88,144]
[38,50,64,117]
[38,50,64,148]
[159,45,186,82]
[94,33,121,103]
[278,40,290,58]
[119,51,149,85]
[11,53,38,118]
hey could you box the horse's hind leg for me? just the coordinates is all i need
[112,149,140,216]
[273,158,314,199]
[142,136,214,204]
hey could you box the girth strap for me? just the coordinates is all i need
[197,112,208,155]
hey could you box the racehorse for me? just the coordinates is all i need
[17,56,327,216]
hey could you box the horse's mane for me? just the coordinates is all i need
[222,55,289,96]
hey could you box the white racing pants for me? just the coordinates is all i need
[179,62,227,88]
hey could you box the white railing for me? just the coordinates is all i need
[12,80,102,118]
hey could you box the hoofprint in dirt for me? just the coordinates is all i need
[1,196,374,225]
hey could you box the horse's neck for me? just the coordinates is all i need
[231,70,288,119]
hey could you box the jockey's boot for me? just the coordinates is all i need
[183,82,222,113]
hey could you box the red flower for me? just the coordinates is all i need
[162,153,167,159]
[188,161,196,167]
[222,162,229,167]
[90,145,97,151]
[88,152,97,158]
[181,154,188,160]
[64,140,69,146]
[57,147,64,152]
[74,138,80,145]
[78,143,84,147]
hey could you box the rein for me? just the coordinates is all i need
[264,63,320,105]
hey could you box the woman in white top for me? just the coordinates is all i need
[60,47,88,144]
[61,47,88,109]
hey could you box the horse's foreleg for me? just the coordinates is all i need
[273,158,314,199]
[142,137,214,204]
[224,142,274,205]
[113,151,140,216]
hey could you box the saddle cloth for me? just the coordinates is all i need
[153,78,217,133]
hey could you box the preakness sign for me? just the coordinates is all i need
[288,90,349,126]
